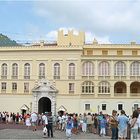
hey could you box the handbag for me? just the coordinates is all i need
[43,126,47,134]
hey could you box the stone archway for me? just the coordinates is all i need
[32,79,58,116]
[38,97,51,114]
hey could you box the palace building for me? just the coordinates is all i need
[0,30,140,116]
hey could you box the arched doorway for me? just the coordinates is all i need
[38,97,51,114]
[130,81,140,93]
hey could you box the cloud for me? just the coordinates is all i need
[32,0,140,43]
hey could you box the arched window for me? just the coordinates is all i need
[54,63,60,79]
[68,63,75,79]
[114,61,126,76]
[130,61,140,76]
[12,63,18,79]
[99,61,110,76]
[1,63,7,79]
[24,63,30,79]
[82,62,94,76]
[39,63,45,79]
[82,81,94,93]
[98,81,110,93]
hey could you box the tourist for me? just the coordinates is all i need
[30,112,38,131]
[130,110,139,140]
[100,115,107,137]
[66,116,73,139]
[86,113,92,133]
[47,112,53,138]
[117,110,129,140]
[109,110,118,140]
[25,114,31,128]
[82,113,87,133]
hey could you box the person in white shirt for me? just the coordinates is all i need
[30,112,38,131]
[42,112,48,136]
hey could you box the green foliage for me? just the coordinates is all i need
[0,33,19,46]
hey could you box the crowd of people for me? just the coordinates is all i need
[1,109,140,140]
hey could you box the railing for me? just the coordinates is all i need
[1,90,6,94]
[130,93,140,96]
[98,76,110,80]
[68,76,75,80]
[114,93,127,96]
[11,76,18,79]
[1,76,7,79]
[130,76,140,81]
[24,76,30,79]
[114,76,126,80]
[82,75,95,80]
[98,93,110,97]
[38,76,45,79]
[53,76,60,80]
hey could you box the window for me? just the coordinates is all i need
[102,50,108,56]
[69,83,74,93]
[102,104,106,110]
[12,63,18,79]
[1,63,7,79]
[82,81,94,93]
[118,104,123,110]
[24,83,29,93]
[1,82,6,92]
[24,63,30,79]
[98,81,110,93]
[87,50,93,55]
[132,51,137,56]
[54,63,60,79]
[85,104,90,111]
[99,61,110,76]
[134,104,138,110]
[68,63,75,79]
[130,61,140,76]
[117,50,123,56]
[114,61,126,76]
[82,62,94,76]
[39,63,45,79]
[12,83,17,91]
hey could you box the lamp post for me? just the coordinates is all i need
[97,105,100,114]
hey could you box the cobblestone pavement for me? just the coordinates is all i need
[0,123,110,139]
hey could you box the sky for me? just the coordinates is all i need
[0,0,140,44]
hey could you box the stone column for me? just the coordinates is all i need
[51,93,56,116]
[126,60,130,80]
[94,60,98,80]
[33,93,38,113]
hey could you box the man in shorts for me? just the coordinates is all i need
[117,110,129,140]
[30,112,38,131]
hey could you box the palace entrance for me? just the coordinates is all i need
[38,97,51,114]
[32,79,58,116]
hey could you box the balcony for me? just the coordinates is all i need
[114,93,127,96]
[130,76,140,81]
[24,76,30,80]
[98,76,110,80]
[38,76,45,79]
[11,76,18,79]
[53,76,60,80]
[98,93,110,97]
[130,93,140,96]
[114,76,126,80]
[1,76,7,79]
[1,89,6,94]
[68,76,75,80]
[12,90,17,94]
[82,75,94,80]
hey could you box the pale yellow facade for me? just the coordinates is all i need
[0,30,140,115]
